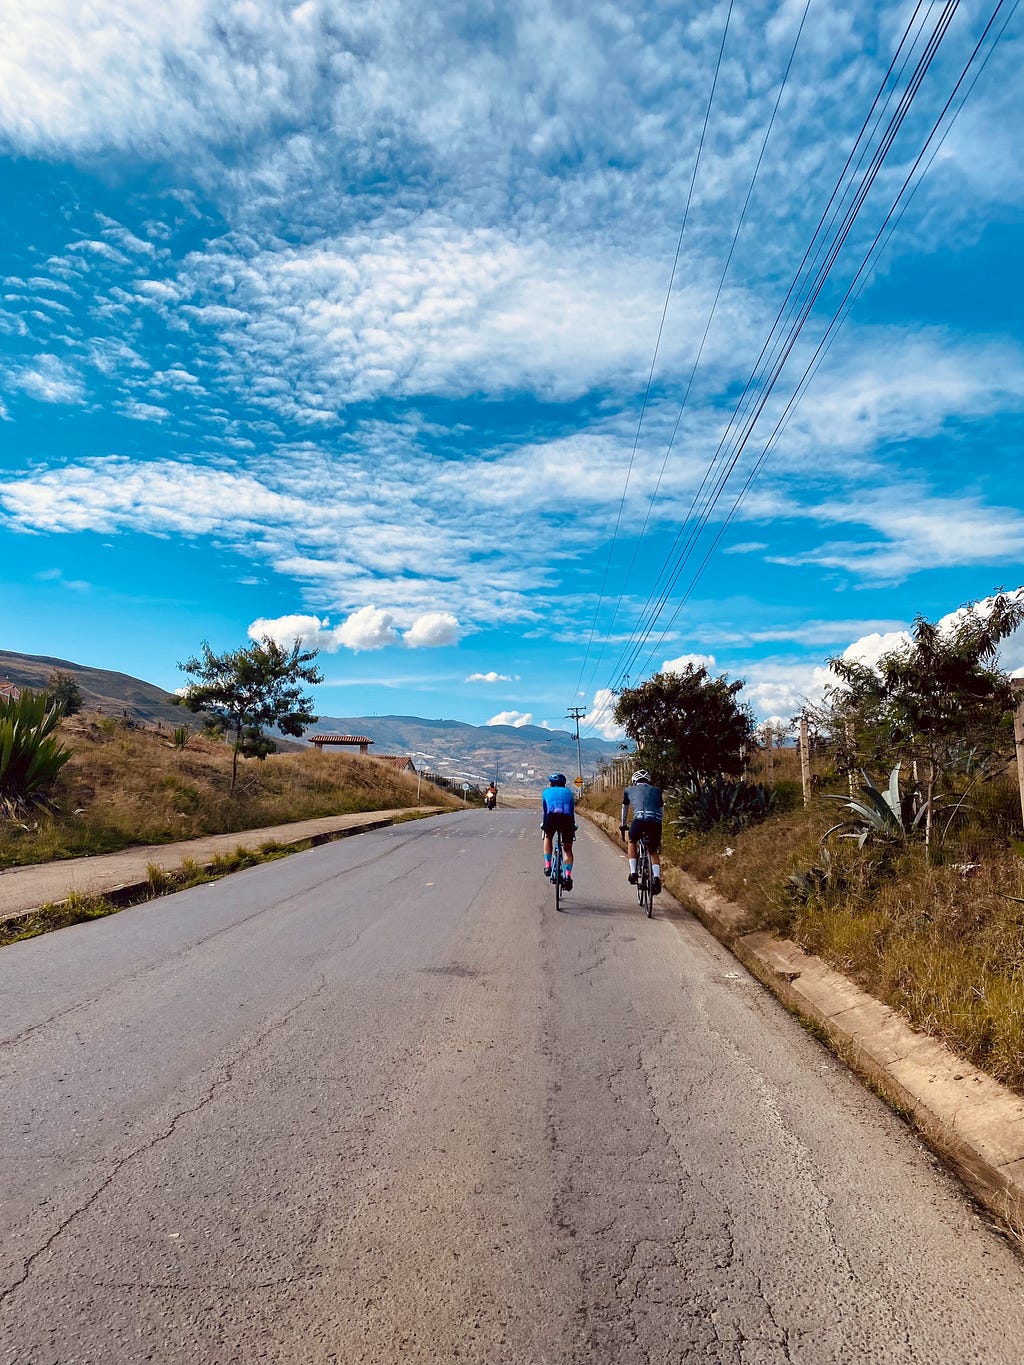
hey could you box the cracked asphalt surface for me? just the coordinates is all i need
[3,807,1024,1364]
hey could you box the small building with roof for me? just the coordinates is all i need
[373,755,417,775]
[308,733,374,755]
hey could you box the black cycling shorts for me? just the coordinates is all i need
[628,817,661,854]
[542,813,576,839]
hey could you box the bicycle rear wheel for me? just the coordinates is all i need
[638,841,653,917]
[553,833,563,911]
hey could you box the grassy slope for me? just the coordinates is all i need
[1,711,459,868]
[589,766,1024,1093]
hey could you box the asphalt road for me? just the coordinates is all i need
[3,808,1024,1364]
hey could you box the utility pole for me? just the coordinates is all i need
[566,706,586,789]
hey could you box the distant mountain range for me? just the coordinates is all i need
[310,715,623,783]
[0,651,623,781]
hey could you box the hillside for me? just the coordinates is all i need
[0,648,187,730]
[309,714,621,783]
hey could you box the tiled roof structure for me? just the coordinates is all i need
[374,755,416,772]
[311,734,373,744]
[0,680,21,702]
[309,733,375,754]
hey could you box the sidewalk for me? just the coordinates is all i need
[0,807,444,924]
[586,808,1024,1248]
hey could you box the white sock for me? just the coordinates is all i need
[629,858,637,873]
[653,863,661,878]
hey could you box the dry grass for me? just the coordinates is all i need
[589,774,1024,1092]
[0,711,457,868]
[0,841,322,947]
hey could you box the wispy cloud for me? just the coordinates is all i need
[10,354,84,404]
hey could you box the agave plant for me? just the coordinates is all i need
[0,688,73,817]
[825,765,927,848]
[675,776,778,833]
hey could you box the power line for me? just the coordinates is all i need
[603,0,951,696]
[636,0,1021,666]
[571,0,736,702]
[594,0,978,710]
[575,0,814,714]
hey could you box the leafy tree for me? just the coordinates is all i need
[613,665,755,788]
[0,688,73,817]
[823,592,1024,848]
[237,726,277,762]
[46,670,84,717]
[177,637,322,789]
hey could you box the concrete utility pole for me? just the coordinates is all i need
[1012,680,1024,830]
[566,707,586,787]
[799,715,811,807]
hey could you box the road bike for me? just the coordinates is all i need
[550,829,566,911]
[634,832,654,918]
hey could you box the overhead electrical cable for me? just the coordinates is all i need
[595,0,973,708]
[574,0,814,715]
[583,0,942,720]
[634,0,1021,669]
[605,0,946,692]
[624,0,965,675]
[571,0,736,701]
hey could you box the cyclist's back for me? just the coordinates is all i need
[620,769,664,895]
[541,772,576,891]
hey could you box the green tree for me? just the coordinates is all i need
[177,637,322,790]
[613,665,755,788]
[46,670,84,717]
[824,592,1024,848]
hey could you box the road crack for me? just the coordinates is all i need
[1,975,331,1307]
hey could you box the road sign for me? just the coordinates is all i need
[574,776,585,787]
[461,782,470,790]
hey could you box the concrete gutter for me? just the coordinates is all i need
[586,808,1024,1244]
[0,807,445,927]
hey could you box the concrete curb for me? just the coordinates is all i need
[585,808,1024,1244]
[0,807,445,930]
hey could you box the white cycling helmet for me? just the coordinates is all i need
[631,769,651,783]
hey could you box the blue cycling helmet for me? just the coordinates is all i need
[548,772,567,786]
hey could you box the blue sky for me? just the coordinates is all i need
[1,0,1022,738]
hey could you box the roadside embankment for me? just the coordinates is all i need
[0,807,445,933]
[586,808,1024,1246]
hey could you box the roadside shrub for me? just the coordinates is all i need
[675,777,778,834]
[0,689,73,817]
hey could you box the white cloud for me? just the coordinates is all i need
[583,688,624,741]
[661,652,717,675]
[248,614,332,650]
[487,711,533,728]
[11,355,84,404]
[467,671,515,683]
[839,631,912,671]
[403,611,461,649]
[336,605,400,652]
[120,400,170,422]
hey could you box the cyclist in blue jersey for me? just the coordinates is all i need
[541,772,576,891]
[620,769,664,895]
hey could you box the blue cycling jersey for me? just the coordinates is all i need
[542,785,575,817]
[622,782,663,822]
